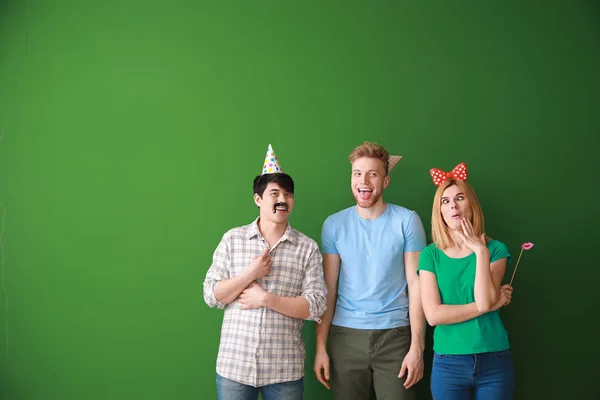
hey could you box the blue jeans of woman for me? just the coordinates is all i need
[430,349,515,400]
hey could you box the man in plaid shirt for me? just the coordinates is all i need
[204,144,327,400]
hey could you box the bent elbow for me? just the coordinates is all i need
[203,291,219,308]
[490,291,499,305]
[476,301,493,313]
[303,294,325,322]
[203,286,227,309]
[424,310,438,327]
[204,296,217,308]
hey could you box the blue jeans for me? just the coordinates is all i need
[216,374,303,400]
[430,349,515,400]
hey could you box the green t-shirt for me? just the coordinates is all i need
[417,240,512,355]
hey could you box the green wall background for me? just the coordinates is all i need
[1,1,599,399]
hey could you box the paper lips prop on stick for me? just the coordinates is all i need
[509,242,534,285]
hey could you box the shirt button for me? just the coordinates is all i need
[256,351,261,357]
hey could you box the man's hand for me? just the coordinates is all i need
[244,249,272,281]
[238,282,269,309]
[313,349,331,389]
[492,284,513,311]
[398,347,424,389]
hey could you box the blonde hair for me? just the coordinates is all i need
[431,179,489,250]
[349,141,390,175]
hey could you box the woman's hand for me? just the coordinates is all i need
[456,218,488,254]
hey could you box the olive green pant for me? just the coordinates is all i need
[330,325,416,400]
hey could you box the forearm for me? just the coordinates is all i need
[427,302,484,326]
[315,288,337,351]
[265,293,310,319]
[473,248,497,311]
[408,282,426,351]
[214,272,254,305]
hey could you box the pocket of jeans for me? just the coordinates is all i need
[433,352,449,359]
[493,349,512,357]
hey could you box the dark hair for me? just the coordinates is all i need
[253,173,295,197]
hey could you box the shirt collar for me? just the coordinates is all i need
[247,217,297,244]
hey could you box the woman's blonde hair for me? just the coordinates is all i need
[431,179,488,249]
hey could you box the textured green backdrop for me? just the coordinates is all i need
[1,1,598,399]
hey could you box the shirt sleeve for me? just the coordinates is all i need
[490,240,512,264]
[320,216,338,255]
[203,232,231,309]
[403,211,427,252]
[300,245,327,323]
[417,245,436,276]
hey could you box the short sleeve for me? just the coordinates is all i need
[321,216,338,255]
[489,240,512,264]
[403,211,427,252]
[417,245,436,276]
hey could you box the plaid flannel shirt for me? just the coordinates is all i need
[203,218,327,387]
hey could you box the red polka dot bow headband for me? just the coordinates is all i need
[430,162,468,186]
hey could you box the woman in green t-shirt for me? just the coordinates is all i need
[417,163,515,400]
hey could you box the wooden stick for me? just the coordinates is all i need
[509,248,524,286]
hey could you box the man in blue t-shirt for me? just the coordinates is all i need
[313,142,427,400]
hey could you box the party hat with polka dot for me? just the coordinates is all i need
[262,144,283,175]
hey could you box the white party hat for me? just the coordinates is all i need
[261,144,283,175]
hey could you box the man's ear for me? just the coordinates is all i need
[383,175,391,189]
[253,193,262,207]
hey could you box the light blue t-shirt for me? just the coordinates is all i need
[321,204,427,329]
